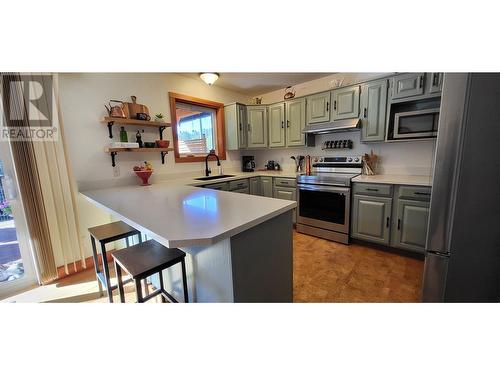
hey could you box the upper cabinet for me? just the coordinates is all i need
[306,92,331,124]
[247,105,268,148]
[331,85,360,120]
[268,103,286,148]
[224,103,247,150]
[429,72,443,94]
[286,98,306,147]
[391,73,425,99]
[360,79,388,142]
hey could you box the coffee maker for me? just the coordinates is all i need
[242,156,255,172]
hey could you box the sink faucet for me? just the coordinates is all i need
[205,151,221,177]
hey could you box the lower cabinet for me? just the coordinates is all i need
[351,194,392,245]
[273,179,297,223]
[393,199,430,252]
[351,183,431,253]
[249,177,261,195]
[232,187,250,194]
[260,176,273,198]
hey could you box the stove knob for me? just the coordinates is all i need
[354,157,360,162]
[313,157,318,162]
[319,157,324,162]
[347,157,353,162]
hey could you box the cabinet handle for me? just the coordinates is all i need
[414,192,431,196]
[397,219,401,230]
[281,121,284,129]
[333,100,337,110]
[248,123,251,131]
[287,120,290,128]
[419,75,424,88]
[363,108,367,118]
[386,217,390,228]
[239,123,242,131]
[366,188,379,192]
[326,102,329,112]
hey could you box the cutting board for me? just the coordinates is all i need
[125,96,149,119]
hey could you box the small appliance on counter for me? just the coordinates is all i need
[265,160,280,170]
[242,155,255,172]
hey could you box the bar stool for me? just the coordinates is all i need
[88,221,143,303]
[112,239,189,303]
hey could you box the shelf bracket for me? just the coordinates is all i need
[159,126,166,140]
[110,151,117,167]
[161,151,168,164]
[107,121,114,138]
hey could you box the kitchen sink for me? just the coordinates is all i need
[194,174,235,181]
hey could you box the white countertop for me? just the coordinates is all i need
[82,183,296,248]
[352,174,432,186]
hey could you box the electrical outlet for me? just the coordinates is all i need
[113,165,120,177]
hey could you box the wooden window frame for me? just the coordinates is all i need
[169,92,226,163]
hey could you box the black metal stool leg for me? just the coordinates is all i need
[90,236,103,297]
[138,233,142,243]
[115,260,125,303]
[100,242,113,303]
[158,271,167,303]
[135,278,143,303]
[181,258,189,303]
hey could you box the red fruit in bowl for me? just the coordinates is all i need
[133,166,141,171]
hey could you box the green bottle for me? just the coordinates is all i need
[119,126,128,142]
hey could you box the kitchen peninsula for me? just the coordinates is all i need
[82,182,296,302]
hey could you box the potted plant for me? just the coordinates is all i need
[155,113,164,122]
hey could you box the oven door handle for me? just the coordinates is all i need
[297,184,350,195]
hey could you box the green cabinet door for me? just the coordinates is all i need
[394,199,430,253]
[249,177,261,195]
[247,106,268,148]
[286,98,306,147]
[237,104,247,148]
[392,73,425,99]
[306,92,331,124]
[268,103,285,148]
[429,73,443,94]
[331,85,360,120]
[260,177,273,197]
[351,195,392,245]
[360,79,388,142]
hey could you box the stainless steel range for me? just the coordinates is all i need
[296,155,362,244]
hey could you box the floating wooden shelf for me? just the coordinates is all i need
[106,147,174,167]
[102,117,171,139]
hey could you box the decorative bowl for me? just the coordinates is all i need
[134,170,153,186]
[155,140,170,148]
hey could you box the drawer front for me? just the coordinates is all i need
[229,179,249,190]
[203,182,229,191]
[274,177,296,188]
[353,183,392,197]
[232,187,250,194]
[398,186,432,201]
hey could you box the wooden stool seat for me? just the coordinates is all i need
[88,221,139,242]
[88,221,142,303]
[113,240,189,303]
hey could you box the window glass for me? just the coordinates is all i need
[175,102,216,157]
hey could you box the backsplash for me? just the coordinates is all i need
[242,131,436,176]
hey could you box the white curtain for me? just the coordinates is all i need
[32,74,86,275]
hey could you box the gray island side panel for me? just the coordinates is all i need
[230,210,293,302]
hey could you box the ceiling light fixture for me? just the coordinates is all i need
[200,73,219,86]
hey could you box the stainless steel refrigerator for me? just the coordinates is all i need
[422,73,500,302]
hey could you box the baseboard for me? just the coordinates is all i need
[56,251,114,280]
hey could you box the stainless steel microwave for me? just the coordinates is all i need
[393,107,439,139]
[387,97,441,140]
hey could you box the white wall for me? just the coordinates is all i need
[252,72,436,176]
[58,73,251,190]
